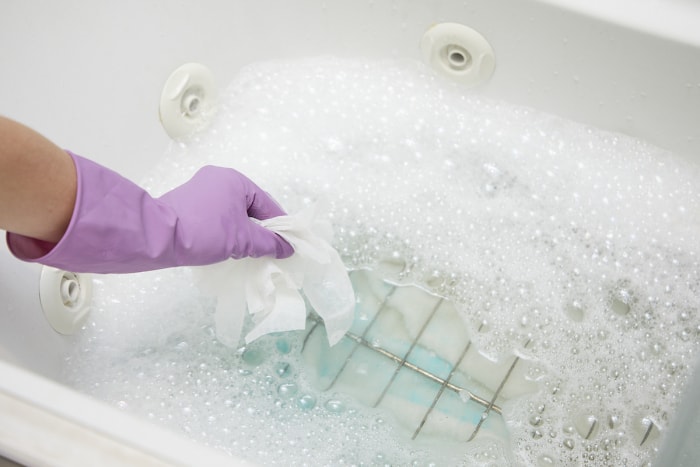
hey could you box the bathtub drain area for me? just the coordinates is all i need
[61,57,700,466]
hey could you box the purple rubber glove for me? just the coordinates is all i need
[6,151,293,273]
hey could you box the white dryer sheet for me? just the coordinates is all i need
[193,205,355,347]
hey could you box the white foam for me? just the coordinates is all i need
[62,57,700,466]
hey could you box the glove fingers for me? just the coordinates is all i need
[246,186,287,220]
[243,221,294,259]
[242,182,293,259]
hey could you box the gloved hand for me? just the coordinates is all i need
[6,151,294,273]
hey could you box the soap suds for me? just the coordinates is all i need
[62,57,700,466]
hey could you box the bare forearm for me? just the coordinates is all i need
[0,116,77,243]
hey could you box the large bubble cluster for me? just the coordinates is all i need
[63,57,700,465]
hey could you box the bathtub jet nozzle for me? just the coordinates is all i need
[421,23,495,87]
[39,266,92,335]
[159,63,218,140]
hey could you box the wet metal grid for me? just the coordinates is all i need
[302,272,530,442]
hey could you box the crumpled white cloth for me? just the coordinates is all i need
[193,204,355,347]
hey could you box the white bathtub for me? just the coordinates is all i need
[2,0,700,465]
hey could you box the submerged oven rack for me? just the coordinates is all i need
[301,269,660,451]
[302,271,529,442]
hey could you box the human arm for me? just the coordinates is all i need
[2,117,293,273]
[0,116,76,243]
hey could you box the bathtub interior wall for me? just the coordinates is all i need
[3,0,700,376]
[2,0,700,464]
[2,0,700,181]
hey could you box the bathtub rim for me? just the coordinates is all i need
[537,0,700,47]
[0,359,250,466]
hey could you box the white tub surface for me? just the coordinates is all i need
[2,0,700,465]
[0,360,242,466]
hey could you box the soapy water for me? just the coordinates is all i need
[61,57,700,466]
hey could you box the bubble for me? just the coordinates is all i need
[564,302,585,322]
[324,399,346,413]
[241,347,265,366]
[573,413,600,439]
[277,382,298,397]
[634,416,662,446]
[610,294,632,316]
[275,339,292,354]
[275,362,292,378]
[297,394,317,410]
[529,415,544,426]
